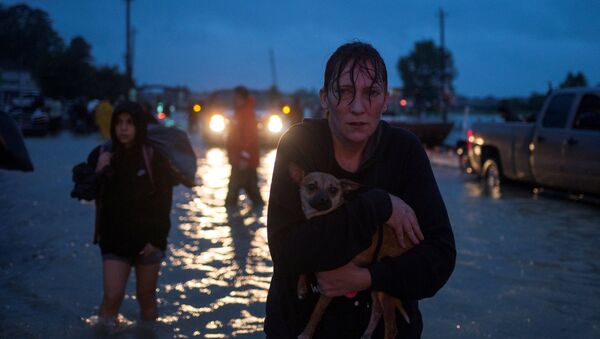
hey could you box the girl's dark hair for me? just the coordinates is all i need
[109,101,147,148]
[323,41,387,105]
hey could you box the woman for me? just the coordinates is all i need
[84,102,175,324]
[265,42,456,338]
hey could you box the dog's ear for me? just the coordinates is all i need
[288,162,305,185]
[340,179,361,193]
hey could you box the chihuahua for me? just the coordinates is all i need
[289,163,415,339]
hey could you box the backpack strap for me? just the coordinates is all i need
[94,199,101,244]
[93,145,108,244]
[142,144,155,189]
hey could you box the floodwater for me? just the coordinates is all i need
[1,113,599,338]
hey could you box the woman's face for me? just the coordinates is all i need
[321,61,388,147]
[115,112,136,146]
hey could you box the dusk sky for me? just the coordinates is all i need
[7,0,600,97]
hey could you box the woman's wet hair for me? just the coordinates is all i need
[323,41,387,105]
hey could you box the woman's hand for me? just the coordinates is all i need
[387,194,424,248]
[316,261,371,297]
[95,152,112,173]
[139,243,160,257]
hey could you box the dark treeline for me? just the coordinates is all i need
[0,3,129,101]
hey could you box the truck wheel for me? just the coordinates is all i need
[482,158,501,192]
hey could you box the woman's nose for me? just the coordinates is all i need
[350,96,365,115]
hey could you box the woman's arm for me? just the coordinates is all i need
[368,136,456,300]
[267,131,392,276]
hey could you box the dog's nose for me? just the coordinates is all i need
[310,193,332,211]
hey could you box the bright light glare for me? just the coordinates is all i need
[268,115,283,133]
[210,114,226,132]
[193,104,202,112]
[282,105,291,114]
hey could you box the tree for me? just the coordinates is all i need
[397,39,456,114]
[35,36,95,99]
[1,4,130,100]
[559,71,588,88]
[90,66,129,102]
[0,4,64,69]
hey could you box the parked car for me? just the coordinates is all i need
[467,87,600,196]
[9,95,62,136]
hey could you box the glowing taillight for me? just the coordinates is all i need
[467,129,473,151]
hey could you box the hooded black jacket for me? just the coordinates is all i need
[265,119,456,338]
[86,102,174,256]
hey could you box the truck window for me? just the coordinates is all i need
[542,94,575,128]
[573,94,600,131]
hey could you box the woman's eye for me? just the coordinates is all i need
[340,89,354,98]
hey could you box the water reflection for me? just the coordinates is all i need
[429,167,600,338]
[158,147,276,337]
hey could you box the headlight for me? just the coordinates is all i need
[209,114,226,132]
[268,115,283,133]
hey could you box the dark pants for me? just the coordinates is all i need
[226,165,264,206]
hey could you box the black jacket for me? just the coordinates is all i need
[82,102,175,256]
[265,119,456,338]
[86,145,174,256]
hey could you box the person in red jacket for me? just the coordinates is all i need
[225,86,264,207]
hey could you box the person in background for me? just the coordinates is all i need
[225,86,264,207]
[94,99,114,139]
[80,102,177,326]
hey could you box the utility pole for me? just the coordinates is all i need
[439,8,448,123]
[125,0,133,90]
[269,49,278,90]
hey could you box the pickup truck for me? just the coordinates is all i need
[467,87,600,196]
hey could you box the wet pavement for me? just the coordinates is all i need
[1,113,599,338]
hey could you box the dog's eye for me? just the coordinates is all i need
[328,186,339,195]
[307,183,317,191]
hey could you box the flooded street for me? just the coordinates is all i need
[1,114,599,338]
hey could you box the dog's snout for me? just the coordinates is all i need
[309,192,332,211]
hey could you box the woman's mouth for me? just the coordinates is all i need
[348,122,368,127]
